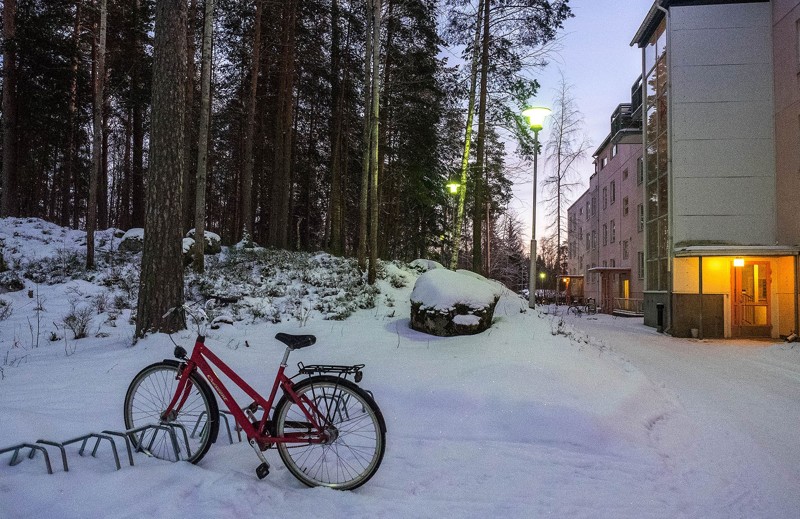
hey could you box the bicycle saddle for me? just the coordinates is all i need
[275,333,317,350]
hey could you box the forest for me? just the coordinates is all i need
[0,0,572,331]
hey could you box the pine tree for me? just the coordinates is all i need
[136,0,187,337]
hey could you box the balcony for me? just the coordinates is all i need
[610,103,642,138]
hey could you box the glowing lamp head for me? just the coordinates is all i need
[539,272,546,280]
[446,180,460,194]
[522,106,552,131]
[733,258,745,267]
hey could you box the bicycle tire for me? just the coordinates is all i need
[124,360,219,463]
[274,375,386,490]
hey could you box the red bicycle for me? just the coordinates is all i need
[123,316,386,490]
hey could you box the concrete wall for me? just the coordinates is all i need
[773,1,800,246]
[670,3,776,247]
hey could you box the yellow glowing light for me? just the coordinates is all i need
[539,272,546,279]
[733,258,745,267]
[521,106,552,131]
[446,181,460,194]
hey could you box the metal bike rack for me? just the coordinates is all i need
[0,423,194,475]
[191,409,244,445]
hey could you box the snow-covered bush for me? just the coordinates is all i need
[0,298,12,321]
[62,305,93,339]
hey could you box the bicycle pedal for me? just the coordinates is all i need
[256,462,270,479]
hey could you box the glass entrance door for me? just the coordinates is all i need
[732,262,771,337]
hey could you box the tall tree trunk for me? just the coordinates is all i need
[131,0,145,228]
[63,0,82,227]
[240,0,263,241]
[269,0,296,249]
[450,0,483,270]
[367,0,381,284]
[87,0,107,269]
[99,84,110,229]
[472,0,490,274]
[1,0,18,217]
[194,0,214,273]
[328,0,344,256]
[357,0,373,271]
[136,0,188,337]
[184,0,197,234]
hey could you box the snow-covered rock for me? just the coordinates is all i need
[410,268,502,336]
[186,228,222,254]
[118,228,144,253]
[409,258,444,272]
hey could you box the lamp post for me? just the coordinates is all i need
[446,179,461,267]
[522,106,551,308]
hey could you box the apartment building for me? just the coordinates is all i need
[628,0,800,338]
[566,85,645,315]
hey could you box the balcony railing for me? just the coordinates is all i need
[613,298,644,316]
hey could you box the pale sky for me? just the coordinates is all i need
[511,0,655,248]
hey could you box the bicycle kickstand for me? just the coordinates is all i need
[248,439,270,479]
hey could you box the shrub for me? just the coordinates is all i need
[62,305,93,339]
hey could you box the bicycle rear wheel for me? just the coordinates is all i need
[274,375,386,490]
[124,360,218,463]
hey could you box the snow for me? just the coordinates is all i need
[410,268,502,311]
[1,218,799,518]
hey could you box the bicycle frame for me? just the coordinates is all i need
[162,336,329,447]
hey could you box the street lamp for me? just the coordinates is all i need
[446,179,461,267]
[522,106,551,308]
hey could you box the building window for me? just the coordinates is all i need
[638,252,645,279]
[603,261,608,268]
[637,156,644,185]
[591,196,597,216]
[610,220,616,244]
[592,231,597,250]
[623,168,628,181]
[585,201,590,220]
[637,204,644,232]
[610,181,616,204]
[602,224,608,246]
[601,156,608,169]
[612,144,618,158]
[610,259,615,268]
[602,187,608,209]
[623,197,629,216]
[586,233,590,250]
[623,240,629,260]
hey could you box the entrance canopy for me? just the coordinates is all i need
[674,245,800,258]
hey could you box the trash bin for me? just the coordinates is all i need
[656,302,664,333]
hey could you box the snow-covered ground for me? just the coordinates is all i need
[0,219,798,518]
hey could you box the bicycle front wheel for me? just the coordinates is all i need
[124,360,218,463]
[274,375,386,490]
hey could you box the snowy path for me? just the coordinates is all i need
[559,310,800,517]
